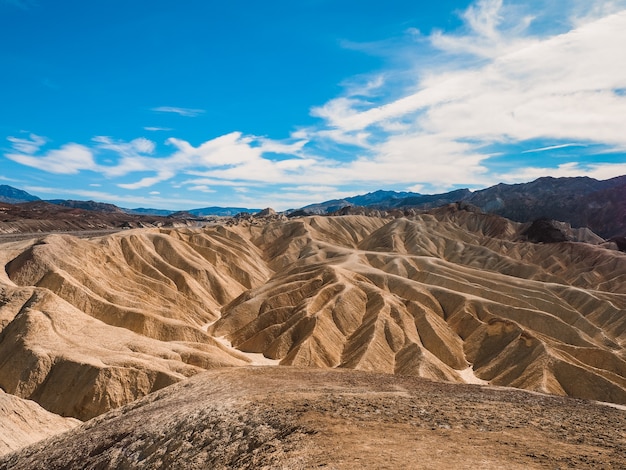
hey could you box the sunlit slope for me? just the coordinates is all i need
[214,213,626,403]
[1,208,625,423]
[0,390,79,456]
[0,227,269,419]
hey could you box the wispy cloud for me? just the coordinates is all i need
[22,185,214,209]
[187,185,216,193]
[521,143,587,154]
[144,126,173,132]
[0,175,20,182]
[151,106,205,117]
[4,1,626,208]
[6,140,96,174]
[308,0,626,188]
[7,134,46,154]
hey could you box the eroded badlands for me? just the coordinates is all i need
[0,207,625,463]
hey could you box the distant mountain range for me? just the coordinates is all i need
[0,186,260,218]
[301,176,626,239]
[0,185,40,204]
[46,199,126,213]
[125,207,262,217]
[1,175,625,237]
[300,189,420,214]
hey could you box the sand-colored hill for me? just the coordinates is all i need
[1,208,625,429]
[0,284,250,421]
[0,228,269,420]
[214,212,626,403]
[0,390,79,456]
[2,367,625,469]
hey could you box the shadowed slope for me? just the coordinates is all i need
[5,228,270,338]
[0,285,249,421]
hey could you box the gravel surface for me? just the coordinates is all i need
[2,367,624,469]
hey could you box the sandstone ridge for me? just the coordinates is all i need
[0,210,625,428]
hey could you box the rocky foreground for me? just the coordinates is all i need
[1,367,625,469]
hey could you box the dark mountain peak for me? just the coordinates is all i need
[522,218,568,243]
[301,190,422,214]
[346,190,420,206]
[0,185,40,204]
[395,188,471,208]
[467,175,626,238]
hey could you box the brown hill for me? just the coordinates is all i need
[0,227,272,420]
[212,212,626,405]
[0,209,625,430]
[2,367,625,469]
[0,201,192,237]
[0,390,78,456]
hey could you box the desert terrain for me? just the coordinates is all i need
[0,206,625,467]
[2,367,625,469]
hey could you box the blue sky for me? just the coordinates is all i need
[1,0,626,210]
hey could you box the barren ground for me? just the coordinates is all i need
[2,367,624,469]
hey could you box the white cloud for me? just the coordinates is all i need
[421,12,626,146]
[93,136,157,177]
[307,1,626,190]
[315,9,626,144]
[144,126,173,132]
[168,132,262,166]
[6,143,96,174]
[0,175,19,182]
[188,185,216,193]
[181,177,262,188]
[7,134,46,154]
[4,1,626,206]
[407,184,424,193]
[257,137,308,155]
[151,106,205,117]
[118,171,175,190]
[93,136,155,155]
[286,185,338,193]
